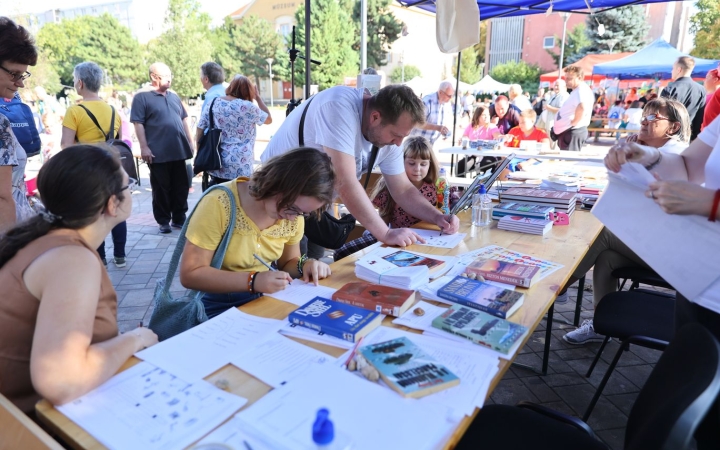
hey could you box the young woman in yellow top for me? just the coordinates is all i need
[180,148,336,317]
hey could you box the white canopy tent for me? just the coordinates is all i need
[472,75,511,94]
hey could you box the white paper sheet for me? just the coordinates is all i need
[234,363,459,450]
[593,162,720,299]
[392,300,449,331]
[278,321,355,349]
[195,416,276,450]
[136,308,283,381]
[264,279,338,306]
[230,333,333,388]
[57,362,246,450]
[408,228,467,249]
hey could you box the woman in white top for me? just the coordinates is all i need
[625,98,690,154]
[606,114,720,449]
[623,100,644,131]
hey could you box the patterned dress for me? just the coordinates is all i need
[197,98,268,180]
[0,114,33,223]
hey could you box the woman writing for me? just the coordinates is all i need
[196,75,272,187]
[0,145,157,414]
[180,148,335,318]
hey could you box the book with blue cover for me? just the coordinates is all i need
[437,275,525,319]
[492,201,555,220]
[359,336,460,398]
[431,304,528,355]
[287,297,384,343]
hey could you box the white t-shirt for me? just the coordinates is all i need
[261,86,404,179]
[553,82,594,134]
[625,108,643,128]
[658,139,687,155]
[691,115,720,313]
[512,95,533,113]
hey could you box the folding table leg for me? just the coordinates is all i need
[512,303,553,376]
[573,276,585,326]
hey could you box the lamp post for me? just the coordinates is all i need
[400,51,405,83]
[558,12,570,79]
[266,58,274,108]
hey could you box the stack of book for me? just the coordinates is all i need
[492,201,555,220]
[500,187,576,215]
[540,177,580,192]
[355,246,451,290]
[497,215,554,236]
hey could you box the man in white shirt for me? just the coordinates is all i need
[550,66,594,151]
[262,85,459,255]
[508,84,533,113]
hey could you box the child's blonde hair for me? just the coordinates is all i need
[370,136,439,225]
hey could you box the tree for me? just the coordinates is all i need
[545,23,591,67]
[692,21,720,60]
[351,0,404,68]
[227,16,286,87]
[577,6,650,57]
[36,14,144,89]
[489,60,541,92]
[690,0,720,34]
[472,21,488,66]
[389,64,421,83]
[147,0,213,98]
[280,0,359,90]
[458,48,481,84]
[23,51,62,95]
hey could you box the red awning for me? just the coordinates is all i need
[541,53,633,83]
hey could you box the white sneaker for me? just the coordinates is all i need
[555,291,569,304]
[563,319,605,345]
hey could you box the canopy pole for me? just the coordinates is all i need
[305,0,311,99]
[558,13,570,78]
[451,52,461,176]
[361,0,367,71]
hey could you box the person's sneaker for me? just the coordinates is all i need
[171,221,184,229]
[159,223,172,234]
[563,319,605,345]
[555,291,569,304]
[113,257,126,268]
[101,258,107,267]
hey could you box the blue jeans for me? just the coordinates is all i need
[202,291,261,318]
[97,221,127,260]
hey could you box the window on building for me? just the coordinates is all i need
[279,24,291,37]
[543,36,555,49]
[276,15,293,38]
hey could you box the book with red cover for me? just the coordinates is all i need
[332,282,416,317]
[464,258,541,288]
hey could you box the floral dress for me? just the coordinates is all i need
[0,114,33,223]
[197,98,268,180]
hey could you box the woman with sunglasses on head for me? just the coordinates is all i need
[179,148,335,318]
[0,17,37,231]
[0,145,158,415]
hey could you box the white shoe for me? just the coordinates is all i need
[563,319,605,345]
[555,291,569,304]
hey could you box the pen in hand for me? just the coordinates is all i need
[253,254,277,271]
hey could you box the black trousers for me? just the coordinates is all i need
[148,159,190,225]
[553,126,588,151]
[675,293,720,449]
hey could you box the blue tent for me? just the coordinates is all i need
[593,38,720,79]
[396,0,672,20]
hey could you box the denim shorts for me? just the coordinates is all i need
[202,291,262,318]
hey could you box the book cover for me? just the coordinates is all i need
[359,336,460,398]
[437,276,524,319]
[288,297,384,343]
[381,250,446,274]
[492,202,555,219]
[332,282,416,317]
[498,216,554,235]
[464,258,541,288]
[431,304,528,355]
[502,187,576,205]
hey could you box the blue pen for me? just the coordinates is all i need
[253,254,277,271]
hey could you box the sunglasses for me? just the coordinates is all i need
[0,65,31,82]
[641,114,669,123]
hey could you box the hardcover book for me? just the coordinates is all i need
[359,336,460,398]
[332,282,416,317]
[288,297,384,343]
[492,202,555,220]
[437,275,525,319]
[431,304,529,355]
[464,258,541,288]
[355,246,455,290]
[497,216,554,236]
[501,187,577,205]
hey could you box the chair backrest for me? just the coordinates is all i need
[625,323,720,450]
[0,394,63,450]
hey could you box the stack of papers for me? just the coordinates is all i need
[497,215,553,235]
[355,246,457,290]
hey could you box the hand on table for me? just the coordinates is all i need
[302,259,332,285]
[129,327,158,351]
[254,271,293,293]
[604,141,658,173]
[646,178,716,216]
[382,227,426,247]
[436,214,460,234]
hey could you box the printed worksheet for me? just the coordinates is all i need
[408,228,467,249]
[136,308,283,381]
[196,416,276,450]
[264,279,337,306]
[57,362,247,450]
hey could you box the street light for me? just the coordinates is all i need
[558,12,570,79]
[266,58,274,108]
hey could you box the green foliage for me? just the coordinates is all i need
[459,48,481,84]
[389,64,421,83]
[576,5,650,59]
[692,21,720,60]
[351,0,404,68]
[281,0,359,90]
[489,60,541,92]
[36,13,144,90]
[545,23,591,67]
[219,16,286,86]
[147,0,213,98]
[23,51,62,95]
[472,22,488,65]
[690,0,720,34]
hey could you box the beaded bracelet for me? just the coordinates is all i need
[247,271,257,293]
[297,254,312,276]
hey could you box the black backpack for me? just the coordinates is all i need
[78,104,138,180]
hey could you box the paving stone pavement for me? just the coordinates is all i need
[101,137,667,450]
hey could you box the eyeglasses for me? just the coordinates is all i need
[641,114,669,123]
[0,65,31,82]
[283,206,311,219]
[439,90,454,99]
[120,178,138,193]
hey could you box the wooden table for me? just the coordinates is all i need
[36,209,603,450]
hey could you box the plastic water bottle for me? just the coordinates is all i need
[472,184,493,227]
[436,168,450,215]
[313,408,353,450]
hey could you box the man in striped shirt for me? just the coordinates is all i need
[410,80,454,145]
